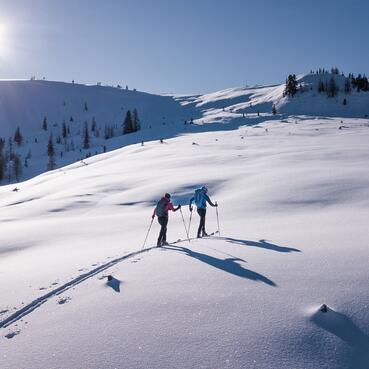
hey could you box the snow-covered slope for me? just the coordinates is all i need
[1,116,368,369]
[0,80,190,137]
[2,72,369,184]
[179,73,369,124]
[0,79,195,182]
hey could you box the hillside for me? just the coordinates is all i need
[1,116,368,369]
[1,72,369,184]
[180,73,369,123]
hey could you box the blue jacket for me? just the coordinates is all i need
[190,188,212,209]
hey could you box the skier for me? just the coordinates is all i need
[189,186,217,238]
[152,193,181,247]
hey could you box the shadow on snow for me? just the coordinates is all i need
[107,276,121,293]
[164,244,277,286]
[311,307,369,369]
[222,237,301,253]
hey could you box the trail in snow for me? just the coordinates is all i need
[0,245,157,330]
[0,234,218,332]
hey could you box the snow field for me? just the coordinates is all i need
[1,116,368,368]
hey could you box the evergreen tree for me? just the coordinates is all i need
[353,73,369,92]
[331,67,339,74]
[70,116,74,122]
[62,121,68,138]
[84,102,88,111]
[283,74,298,97]
[104,125,110,139]
[343,98,347,105]
[47,134,56,170]
[123,110,134,134]
[272,104,277,115]
[13,154,22,181]
[361,74,369,91]
[328,77,338,98]
[132,109,141,131]
[344,78,351,94]
[42,117,48,131]
[104,125,114,139]
[91,117,96,132]
[24,149,32,169]
[83,122,90,149]
[318,80,325,93]
[14,126,23,146]
[5,138,17,182]
[8,137,14,161]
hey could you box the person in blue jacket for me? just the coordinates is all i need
[189,186,217,238]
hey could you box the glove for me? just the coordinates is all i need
[152,214,155,219]
[189,206,193,212]
[178,204,182,209]
[214,202,218,207]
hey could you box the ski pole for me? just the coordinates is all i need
[142,218,154,250]
[188,209,193,240]
[215,203,220,236]
[180,208,190,242]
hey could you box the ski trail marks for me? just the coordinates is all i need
[0,246,156,331]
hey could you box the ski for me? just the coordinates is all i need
[169,231,218,245]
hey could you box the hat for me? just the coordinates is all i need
[164,193,171,199]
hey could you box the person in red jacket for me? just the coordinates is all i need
[152,193,181,247]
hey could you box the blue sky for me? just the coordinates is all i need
[0,0,368,93]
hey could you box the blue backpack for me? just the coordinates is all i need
[194,188,206,208]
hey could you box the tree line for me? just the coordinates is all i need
[283,67,369,102]
[0,108,142,183]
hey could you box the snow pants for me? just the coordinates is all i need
[157,216,168,245]
[197,208,207,236]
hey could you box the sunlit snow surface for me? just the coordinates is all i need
[1,116,368,369]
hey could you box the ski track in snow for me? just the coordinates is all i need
[0,245,157,331]
[1,234,213,334]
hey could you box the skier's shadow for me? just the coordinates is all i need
[311,308,369,368]
[164,245,277,286]
[222,237,301,253]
